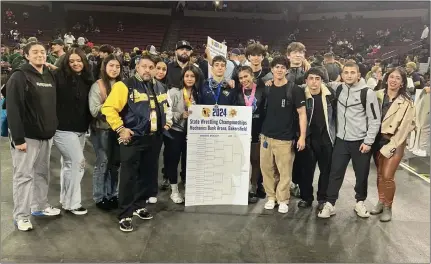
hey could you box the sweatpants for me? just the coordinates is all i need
[297,140,333,203]
[11,137,52,221]
[260,136,295,203]
[118,134,162,220]
[53,130,86,210]
[326,138,372,205]
[164,129,187,185]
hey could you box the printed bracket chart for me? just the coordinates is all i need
[185,105,252,207]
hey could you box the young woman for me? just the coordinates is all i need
[236,66,266,204]
[366,66,382,90]
[155,60,167,83]
[88,54,122,210]
[53,48,94,215]
[371,67,415,222]
[164,65,200,203]
[7,42,60,231]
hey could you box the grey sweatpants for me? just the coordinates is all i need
[11,138,52,221]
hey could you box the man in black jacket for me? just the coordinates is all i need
[7,42,60,232]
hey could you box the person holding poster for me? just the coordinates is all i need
[236,66,266,204]
[165,65,201,203]
[260,56,307,214]
[199,55,237,106]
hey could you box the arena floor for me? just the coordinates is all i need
[1,138,429,263]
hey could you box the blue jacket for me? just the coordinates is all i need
[198,78,237,106]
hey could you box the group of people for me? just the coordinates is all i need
[3,37,423,233]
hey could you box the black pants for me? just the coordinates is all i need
[164,129,187,185]
[118,135,162,219]
[326,138,372,205]
[162,134,186,182]
[297,140,333,203]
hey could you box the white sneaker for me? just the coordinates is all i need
[170,192,183,204]
[148,197,157,204]
[317,202,336,218]
[413,149,427,157]
[15,219,33,231]
[264,199,276,210]
[354,201,370,218]
[31,206,61,216]
[278,202,289,214]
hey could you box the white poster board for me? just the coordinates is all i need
[206,36,228,79]
[185,105,252,206]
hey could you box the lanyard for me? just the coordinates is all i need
[208,79,222,105]
[242,83,256,107]
[183,88,193,108]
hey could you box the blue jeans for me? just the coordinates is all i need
[90,129,119,203]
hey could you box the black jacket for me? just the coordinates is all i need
[6,64,58,145]
[55,70,93,132]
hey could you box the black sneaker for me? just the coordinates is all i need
[248,192,258,204]
[256,186,266,199]
[96,199,112,211]
[133,208,153,220]
[66,207,87,215]
[298,200,312,208]
[109,196,118,209]
[160,178,170,191]
[119,218,133,232]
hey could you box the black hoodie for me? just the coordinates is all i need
[6,64,58,145]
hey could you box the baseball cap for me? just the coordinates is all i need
[146,45,158,55]
[231,48,241,56]
[176,40,192,51]
[50,39,64,46]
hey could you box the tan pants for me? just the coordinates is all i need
[260,136,295,203]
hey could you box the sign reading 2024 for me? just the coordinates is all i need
[212,107,227,117]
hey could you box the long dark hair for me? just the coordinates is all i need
[382,67,411,101]
[100,54,122,95]
[180,64,200,103]
[59,47,93,84]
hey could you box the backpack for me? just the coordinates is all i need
[335,84,368,110]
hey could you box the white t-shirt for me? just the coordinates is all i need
[64,34,75,45]
[77,37,85,46]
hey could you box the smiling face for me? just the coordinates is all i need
[238,70,253,89]
[105,59,121,79]
[387,70,404,93]
[25,44,46,67]
[68,53,84,73]
[287,50,305,66]
[271,64,288,80]
[183,70,196,88]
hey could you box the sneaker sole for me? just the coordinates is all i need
[31,212,61,216]
[133,212,153,220]
[120,226,134,232]
[354,209,370,218]
[14,221,33,231]
[278,209,289,214]
[264,205,275,210]
[66,210,88,215]
[318,212,336,218]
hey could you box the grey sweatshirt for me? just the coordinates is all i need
[167,87,187,132]
[329,78,381,145]
[88,80,115,130]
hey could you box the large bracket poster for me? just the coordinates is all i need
[185,105,252,206]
